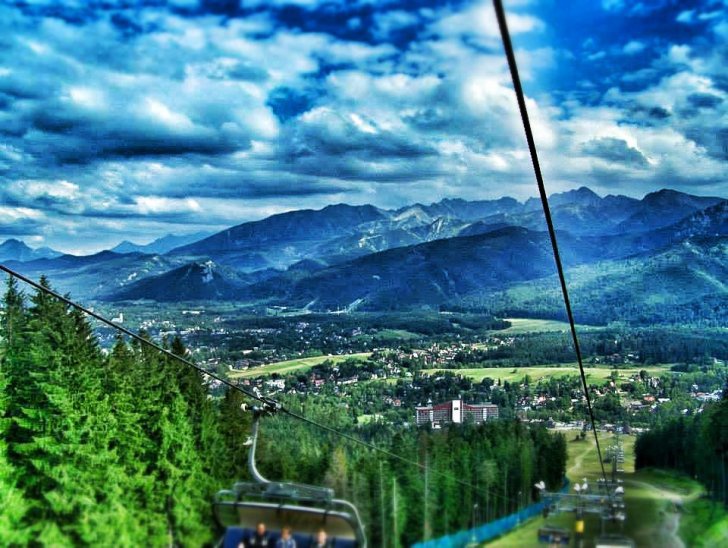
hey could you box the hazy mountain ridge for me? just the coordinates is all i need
[158,187,725,271]
[168,204,388,270]
[238,199,728,312]
[5,251,189,300]
[8,188,728,319]
[0,239,61,262]
[615,189,723,233]
[469,236,728,325]
[106,261,262,302]
[112,232,213,255]
[241,227,583,310]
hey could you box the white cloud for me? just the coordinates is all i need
[667,44,692,65]
[432,1,544,48]
[676,10,695,24]
[373,10,420,40]
[6,179,81,204]
[0,205,45,222]
[134,196,202,216]
[0,0,725,253]
[66,86,106,109]
[143,98,195,130]
[622,40,646,55]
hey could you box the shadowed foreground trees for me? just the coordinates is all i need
[0,277,236,545]
[635,390,728,505]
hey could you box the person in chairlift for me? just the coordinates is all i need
[314,528,332,547]
[248,522,271,547]
[276,526,296,548]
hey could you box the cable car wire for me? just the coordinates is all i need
[0,263,523,509]
[492,0,609,484]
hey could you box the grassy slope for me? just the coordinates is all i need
[355,328,421,341]
[487,431,726,548]
[679,497,728,547]
[488,431,631,547]
[228,352,372,379]
[496,318,595,335]
[421,365,669,385]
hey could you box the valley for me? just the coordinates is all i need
[77,301,728,432]
[2,0,725,544]
[2,186,727,547]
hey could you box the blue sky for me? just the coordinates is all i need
[0,0,726,253]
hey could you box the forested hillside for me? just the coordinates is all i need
[0,276,566,546]
[0,275,239,545]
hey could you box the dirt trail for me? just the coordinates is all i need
[625,478,701,548]
[627,480,685,504]
[567,442,594,477]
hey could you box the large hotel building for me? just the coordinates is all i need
[415,399,499,427]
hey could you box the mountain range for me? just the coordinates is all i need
[3,187,727,323]
[0,239,61,263]
[111,232,214,255]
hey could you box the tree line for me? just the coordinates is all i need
[635,390,728,505]
[258,403,567,547]
[0,276,566,546]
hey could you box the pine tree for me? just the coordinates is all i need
[324,446,349,496]
[3,278,131,543]
[126,333,215,545]
[7,275,68,502]
[0,276,29,543]
[105,333,163,543]
[169,335,230,484]
[218,386,253,480]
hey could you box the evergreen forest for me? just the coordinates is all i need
[635,391,728,505]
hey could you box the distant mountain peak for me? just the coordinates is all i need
[393,205,432,223]
[646,188,684,197]
[549,186,602,208]
[643,188,688,204]
[112,232,213,255]
[112,240,141,254]
[105,259,245,302]
[322,203,381,213]
[642,188,722,206]
[0,238,31,251]
[0,238,61,262]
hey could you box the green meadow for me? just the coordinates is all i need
[228,352,372,379]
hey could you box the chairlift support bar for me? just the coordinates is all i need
[214,405,367,546]
[246,404,336,502]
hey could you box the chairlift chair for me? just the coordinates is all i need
[537,526,570,545]
[213,404,367,548]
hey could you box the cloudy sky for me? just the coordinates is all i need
[1,0,726,253]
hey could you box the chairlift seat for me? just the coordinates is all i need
[222,526,245,548]
[537,526,569,545]
[222,527,283,548]
[221,525,357,548]
[215,406,366,547]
